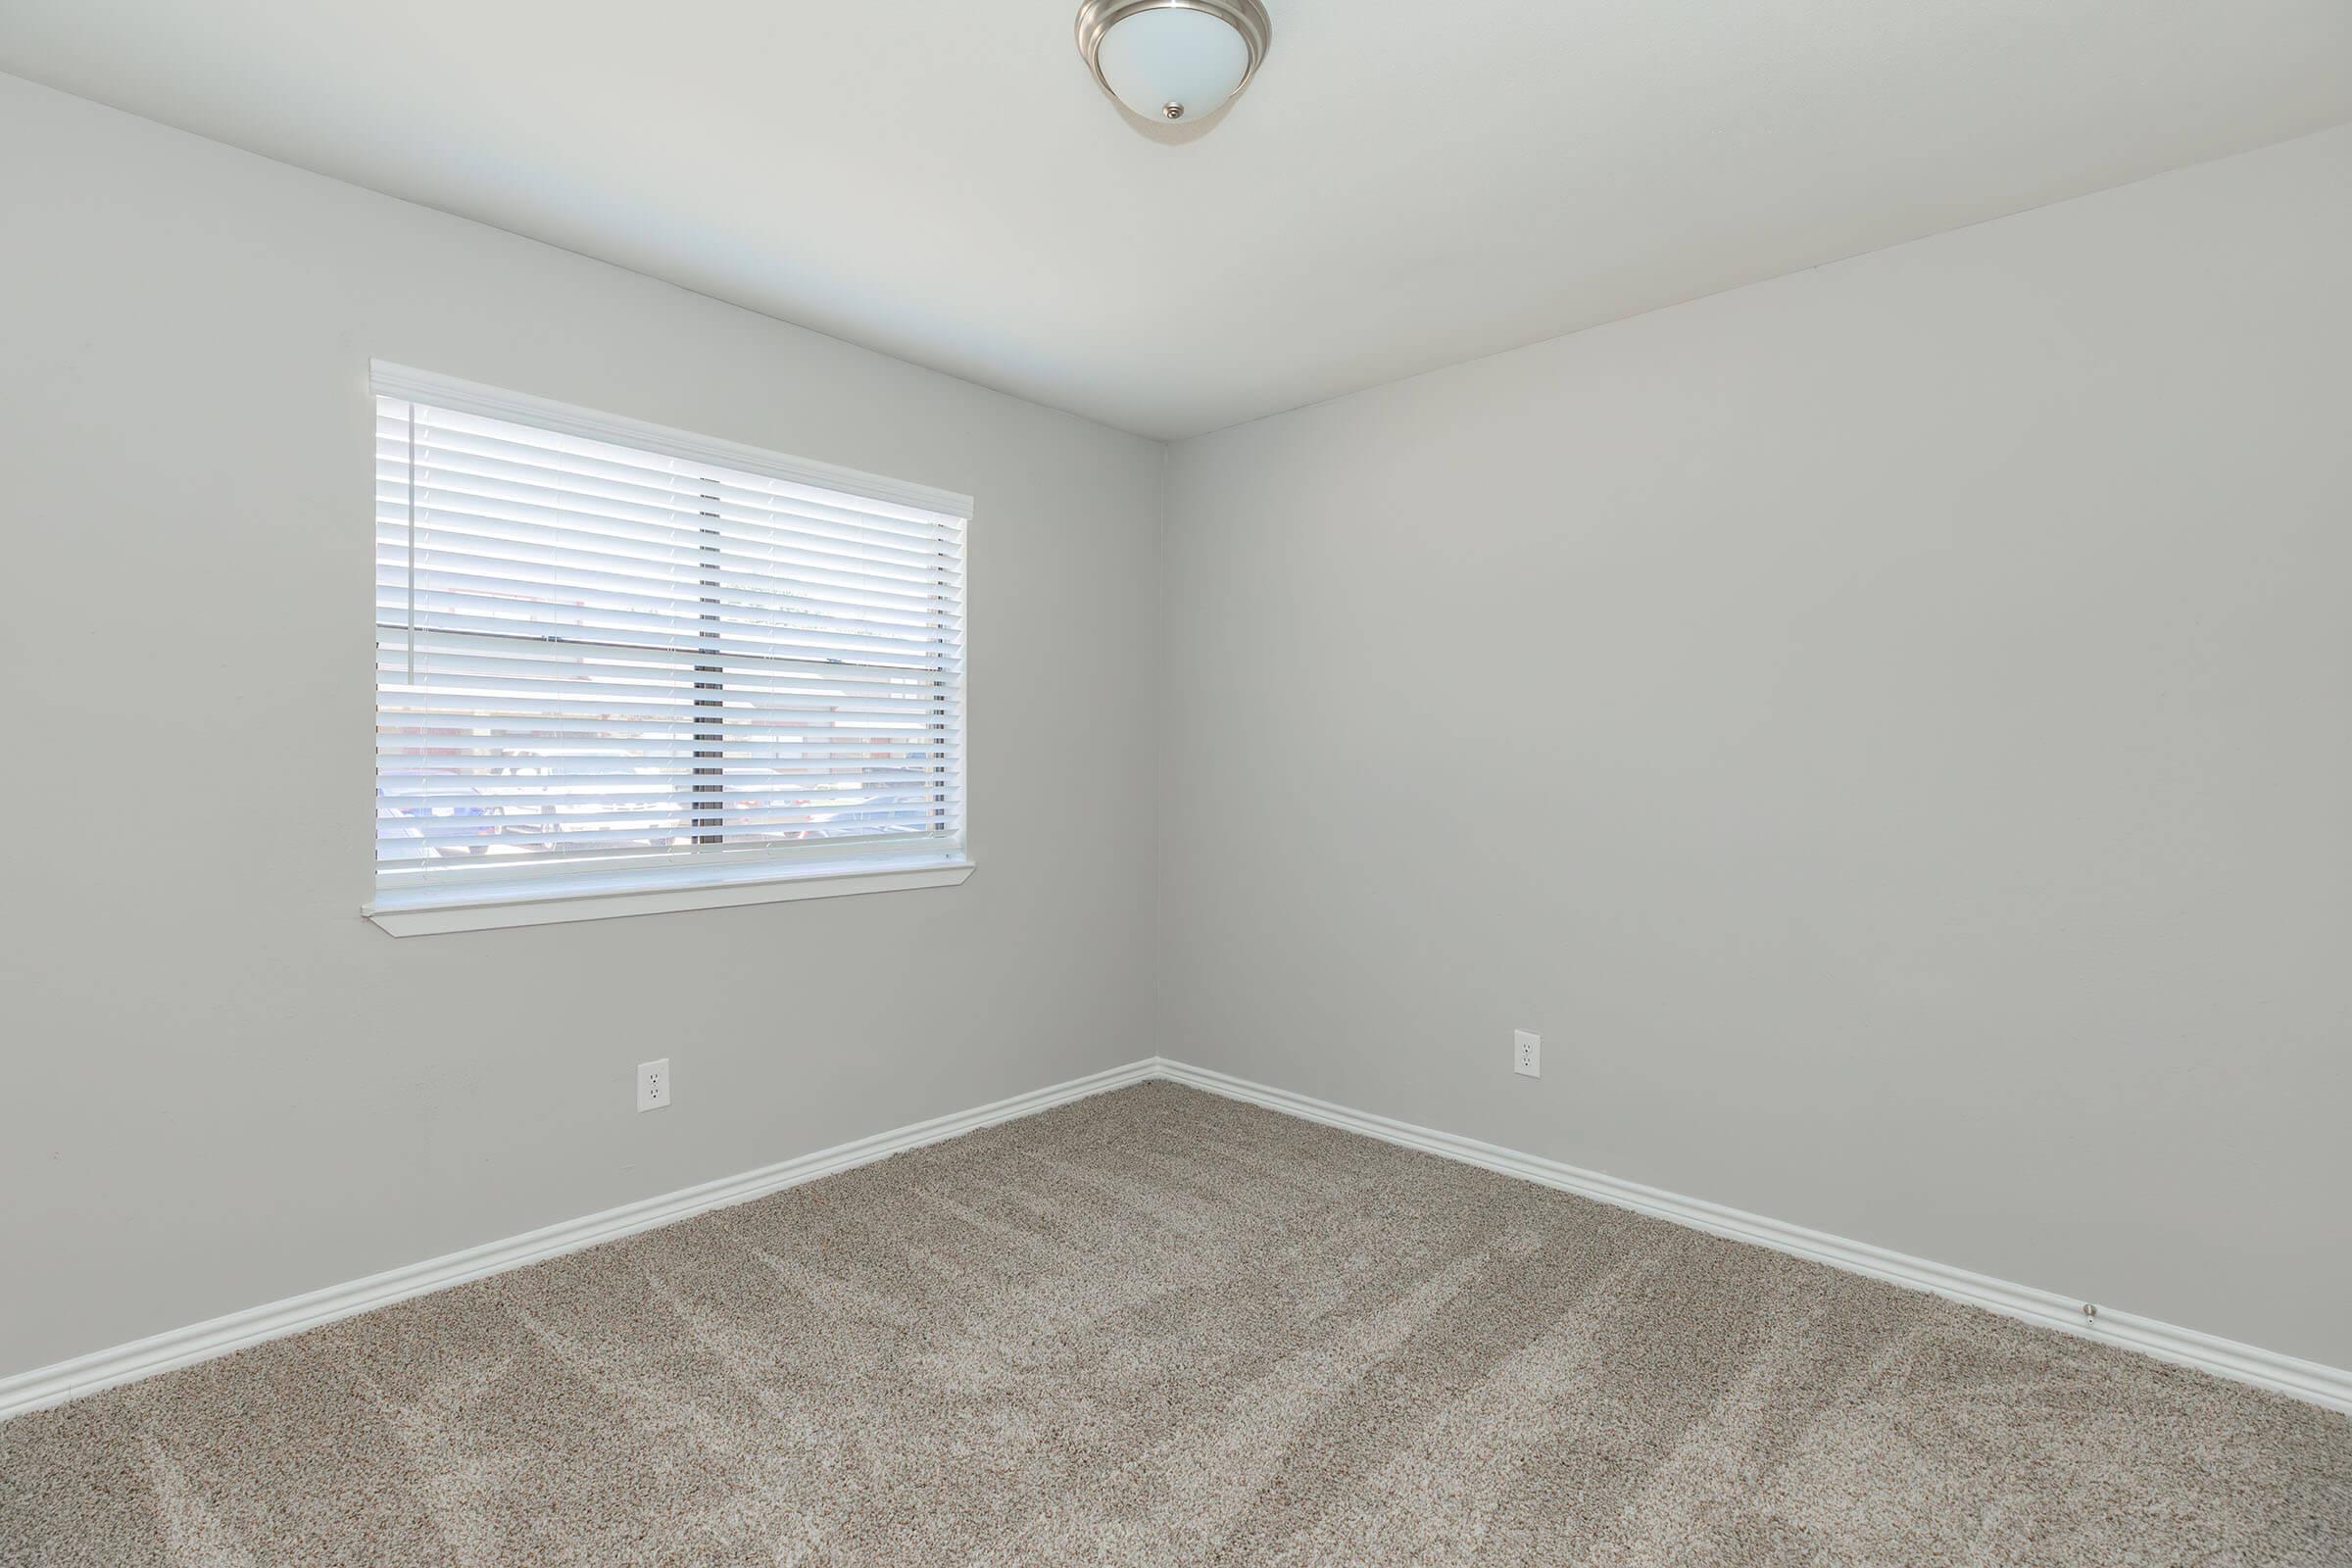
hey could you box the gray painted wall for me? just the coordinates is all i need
[0,75,1161,1380]
[1156,126,2352,1369]
[4,72,2346,1389]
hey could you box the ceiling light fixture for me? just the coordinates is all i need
[1075,0,1273,124]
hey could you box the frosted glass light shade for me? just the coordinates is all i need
[1076,0,1272,124]
[1097,9,1250,121]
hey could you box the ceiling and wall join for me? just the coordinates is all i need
[2,1,2348,441]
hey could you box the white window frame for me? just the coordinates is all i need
[364,364,973,936]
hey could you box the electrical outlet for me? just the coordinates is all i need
[637,1058,671,1112]
[1513,1030,1541,1078]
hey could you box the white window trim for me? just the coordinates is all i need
[369,364,975,516]
[365,364,975,936]
[365,858,976,937]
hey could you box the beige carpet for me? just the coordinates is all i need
[4,1082,2347,1565]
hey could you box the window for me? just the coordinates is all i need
[368,366,969,934]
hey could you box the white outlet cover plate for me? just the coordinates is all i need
[637,1058,671,1112]
[1513,1031,1541,1078]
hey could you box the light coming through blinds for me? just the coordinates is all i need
[371,372,968,912]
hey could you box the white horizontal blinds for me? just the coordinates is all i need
[373,395,966,897]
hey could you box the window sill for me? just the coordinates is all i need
[364,858,975,937]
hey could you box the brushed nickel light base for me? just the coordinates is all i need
[1074,0,1274,121]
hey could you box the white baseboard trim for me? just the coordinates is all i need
[1153,1057,2352,1416]
[0,1058,1156,1424]
[10,1055,2344,1424]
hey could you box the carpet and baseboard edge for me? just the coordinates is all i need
[1154,1058,2352,1416]
[0,1058,1157,1422]
[1,1054,2343,1423]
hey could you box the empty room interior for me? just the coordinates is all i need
[2,3,2349,1562]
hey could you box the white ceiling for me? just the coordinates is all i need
[4,2,2348,440]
